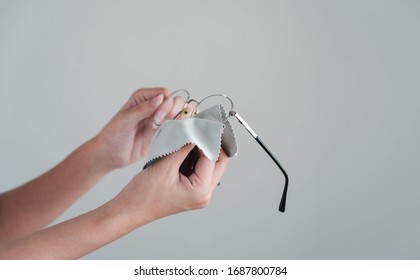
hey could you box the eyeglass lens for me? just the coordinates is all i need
[162,90,289,212]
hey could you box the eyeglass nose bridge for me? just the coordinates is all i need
[182,99,200,117]
[168,89,191,120]
[171,91,235,123]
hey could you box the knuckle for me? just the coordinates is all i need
[131,88,142,97]
[155,87,171,96]
[194,192,212,209]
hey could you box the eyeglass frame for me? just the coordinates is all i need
[161,89,289,213]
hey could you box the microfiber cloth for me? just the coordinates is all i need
[144,104,238,169]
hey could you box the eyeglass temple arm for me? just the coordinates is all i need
[230,111,289,213]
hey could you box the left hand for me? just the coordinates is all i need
[93,87,183,171]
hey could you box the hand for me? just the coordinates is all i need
[114,144,229,225]
[93,87,183,171]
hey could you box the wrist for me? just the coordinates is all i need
[85,136,116,175]
[105,191,157,234]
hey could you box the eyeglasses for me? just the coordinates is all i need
[158,89,289,213]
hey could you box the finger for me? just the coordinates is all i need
[192,149,215,182]
[122,94,164,126]
[167,96,189,120]
[135,97,191,158]
[160,144,196,172]
[174,103,195,120]
[212,148,229,186]
[152,96,189,128]
[131,95,185,150]
[151,95,176,129]
[121,87,171,112]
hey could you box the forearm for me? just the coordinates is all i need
[0,197,152,259]
[0,137,111,242]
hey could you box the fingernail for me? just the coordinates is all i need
[153,110,167,127]
[150,94,163,107]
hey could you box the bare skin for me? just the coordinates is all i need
[0,87,228,259]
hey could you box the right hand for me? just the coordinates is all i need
[114,144,229,225]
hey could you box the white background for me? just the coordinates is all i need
[1,0,419,259]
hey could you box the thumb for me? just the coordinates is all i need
[123,94,164,126]
[161,144,196,172]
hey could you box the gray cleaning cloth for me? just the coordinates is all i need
[144,104,238,168]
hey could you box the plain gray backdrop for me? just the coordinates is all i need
[1,0,419,259]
